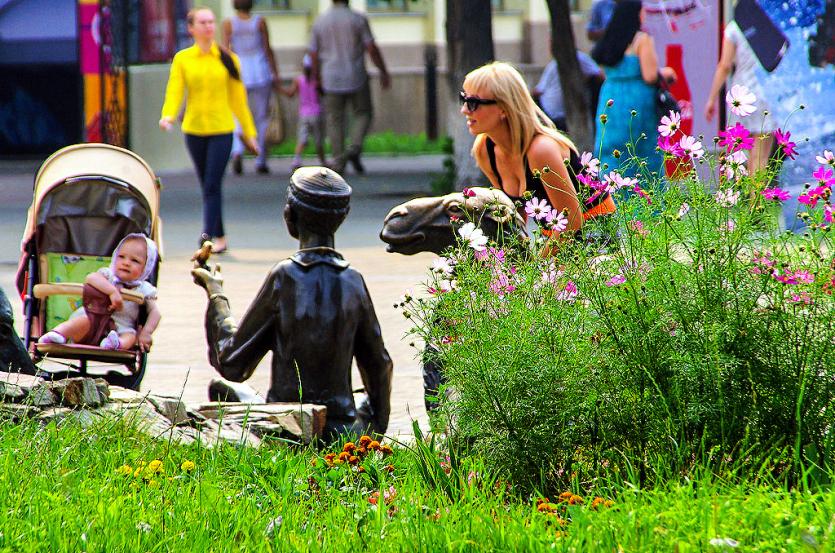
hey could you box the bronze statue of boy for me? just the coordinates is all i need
[191,167,393,438]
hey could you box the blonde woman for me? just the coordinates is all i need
[461,61,616,236]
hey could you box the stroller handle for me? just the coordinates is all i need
[33,283,145,305]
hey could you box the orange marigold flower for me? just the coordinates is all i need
[348,455,360,465]
[338,451,351,461]
[591,497,605,510]
[368,491,380,505]
[568,495,584,505]
[324,453,336,461]
[559,491,573,501]
[368,440,381,451]
[536,497,550,507]
[343,442,357,453]
[383,464,395,473]
[358,466,367,473]
[380,445,394,456]
[357,446,368,457]
[358,435,373,447]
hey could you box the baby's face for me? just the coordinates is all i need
[115,238,147,282]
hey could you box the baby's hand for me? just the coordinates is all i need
[137,330,153,352]
[109,290,124,311]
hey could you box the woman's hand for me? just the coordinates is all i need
[159,116,174,132]
[243,135,260,156]
[659,66,677,84]
[109,290,124,312]
[704,97,718,122]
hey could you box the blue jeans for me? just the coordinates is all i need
[185,133,233,238]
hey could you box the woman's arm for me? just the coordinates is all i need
[636,33,660,84]
[528,136,583,233]
[705,36,736,122]
[159,55,185,130]
[222,18,232,50]
[258,17,281,88]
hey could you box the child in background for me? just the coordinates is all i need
[39,234,161,351]
[282,54,325,172]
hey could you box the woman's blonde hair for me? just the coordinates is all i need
[464,61,576,159]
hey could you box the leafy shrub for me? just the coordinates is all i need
[404,96,835,492]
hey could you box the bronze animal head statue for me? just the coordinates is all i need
[380,187,528,255]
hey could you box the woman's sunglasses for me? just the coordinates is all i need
[459,91,497,112]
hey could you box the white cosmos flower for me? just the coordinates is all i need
[725,84,757,117]
[457,222,488,252]
[431,257,454,275]
[657,110,681,137]
[679,135,704,158]
[579,152,600,176]
[816,149,835,166]
[678,202,690,218]
[714,188,740,207]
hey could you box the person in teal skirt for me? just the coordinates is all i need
[591,1,676,179]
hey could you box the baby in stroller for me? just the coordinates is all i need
[39,234,161,352]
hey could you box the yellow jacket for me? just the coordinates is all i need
[161,43,257,138]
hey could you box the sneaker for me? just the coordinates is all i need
[232,155,243,175]
[39,331,66,345]
[100,330,121,350]
[256,165,270,175]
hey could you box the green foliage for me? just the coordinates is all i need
[268,132,449,157]
[0,416,833,550]
[404,143,835,493]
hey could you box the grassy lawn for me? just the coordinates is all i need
[1,416,832,551]
[267,131,450,157]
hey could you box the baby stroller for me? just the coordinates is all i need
[15,143,162,390]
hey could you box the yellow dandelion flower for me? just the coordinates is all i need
[180,460,196,473]
[133,466,144,478]
[116,464,133,476]
[147,459,164,474]
[148,479,160,488]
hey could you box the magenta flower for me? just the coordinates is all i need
[793,270,815,284]
[545,208,568,232]
[658,135,685,157]
[812,166,835,188]
[462,187,476,198]
[556,281,578,301]
[798,186,827,207]
[762,187,791,201]
[825,204,833,224]
[525,197,551,221]
[790,291,812,305]
[772,270,798,285]
[606,274,626,286]
[489,272,516,297]
[718,123,754,153]
[633,185,652,205]
[773,129,797,160]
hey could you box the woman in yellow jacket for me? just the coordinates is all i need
[160,7,258,254]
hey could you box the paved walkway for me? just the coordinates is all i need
[0,154,445,437]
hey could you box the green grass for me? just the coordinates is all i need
[1,415,833,551]
[268,131,450,157]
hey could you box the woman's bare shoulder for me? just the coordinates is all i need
[528,134,569,163]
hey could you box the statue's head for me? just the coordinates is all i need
[285,166,352,239]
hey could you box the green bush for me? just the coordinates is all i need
[404,120,835,492]
[268,131,449,157]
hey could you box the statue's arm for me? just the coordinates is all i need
[205,274,276,383]
[353,279,393,434]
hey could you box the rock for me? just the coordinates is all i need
[50,378,107,407]
[0,287,37,375]
[25,383,57,407]
[0,381,25,402]
[193,402,326,444]
[38,407,75,424]
[0,372,45,391]
[147,395,190,426]
[108,386,148,404]
[0,403,39,420]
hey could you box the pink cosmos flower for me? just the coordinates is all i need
[750,251,776,275]
[462,187,476,198]
[762,188,791,201]
[525,197,551,221]
[725,84,757,117]
[679,134,704,158]
[718,123,754,153]
[720,150,749,181]
[720,220,736,233]
[556,281,578,301]
[798,186,827,207]
[606,274,626,286]
[628,220,648,237]
[545,208,568,232]
[678,202,690,218]
[793,270,814,284]
[825,204,833,224]
[489,272,516,297]
[658,110,681,137]
[579,152,600,177]
[774,129,797,160]
[772,270,797,285]
[633,185,652,205]
[812,166,835,188]
[658,135,685,157]
[540,264,564,286]
[815,150,835,167]
[790,291,812,305]
[428,279,455,295]
[715,188,740,207]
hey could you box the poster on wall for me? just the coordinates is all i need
[642,0,722,144]
[750,0,835,227]
[78,0,127,146]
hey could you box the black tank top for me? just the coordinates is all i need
[485,136,610,212]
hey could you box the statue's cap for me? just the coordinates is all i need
[288,166,351,210]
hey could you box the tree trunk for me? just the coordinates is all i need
[446,0,495,188]
[545,0,593,151]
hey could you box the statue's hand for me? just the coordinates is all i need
[191,265,224,296]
